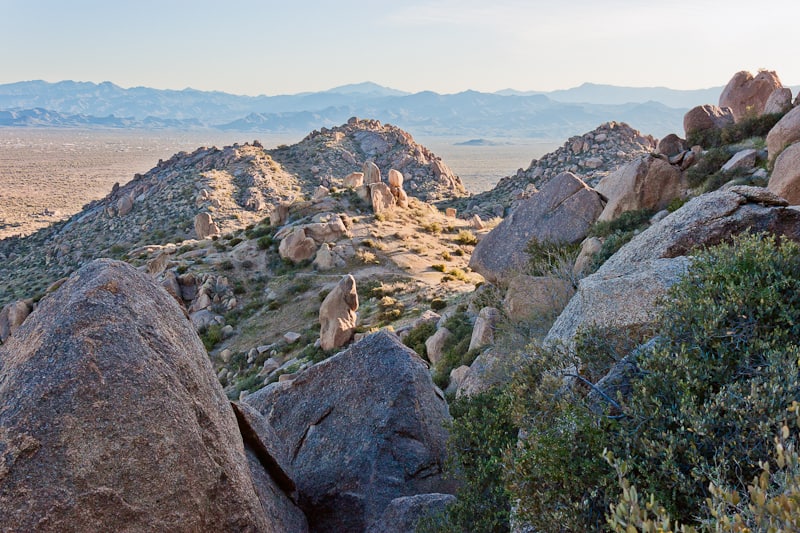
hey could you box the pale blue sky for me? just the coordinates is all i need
[2,0,798,95]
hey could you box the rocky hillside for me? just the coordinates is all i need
[0,119,468,305]
[4,69,800,532]
[450,121,656,218]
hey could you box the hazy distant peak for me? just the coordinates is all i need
[323,82,409,97]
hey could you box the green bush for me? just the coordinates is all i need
[431,312,480,389]
[430,298,447,311]
[621,233,800,523]
[455,230,478,246]
[589,209,654,239]
[257,235,274,250]
[418,388,517,533]
[525,238,581,278]
[687,112,785,149]
[200,324,223,352]
[402,321,437,359]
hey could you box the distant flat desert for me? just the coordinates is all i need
[0,128,558,239]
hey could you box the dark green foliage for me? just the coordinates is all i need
[246,223,273,240]
[403,321,437,359]
[257,235,274,250]
[455,230,478,246]
[430,298,447,311]
[589,209,654,239]
[228,237,243,247]
[524,238,581,278]
[621,232,800,522]
[686,147,734,190]
[287,277,313,295]
[200,324,223,352]
[687,112,785,148]
[418,388,517,533]
[219,260,234,271]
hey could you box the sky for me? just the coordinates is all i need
[2,0,798,96]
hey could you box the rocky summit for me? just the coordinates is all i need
[3,68,800,532]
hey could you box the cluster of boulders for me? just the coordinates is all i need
[0,260,454,532]
[274,117,468,202]
[158,269,238,330]
[460,121,657,218]
[276,212,353,265]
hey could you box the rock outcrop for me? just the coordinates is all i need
[278,227,318,263]
[194,211,220,239]
[768,143,800,205]
[469,172,605,283]
[764,87,793,115]
[766,106,800,164]
[0,300,32,343]
[468,307,501,351]
[594,155,685,221]
[502,275,574,322]
[719,70,783,122]
[319,274,359,351]
[683,104,735,138]
[244,331,452,532]
[0,259,295,531]
[366,493,457,533]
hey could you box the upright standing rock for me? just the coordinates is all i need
[319,274,359,351]
[0,259,293,532]
[194,212,220,239]
[363,161,381,185]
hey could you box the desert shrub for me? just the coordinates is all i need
[432,263,446,272]
[402,321,437,359]
[423,221,443,234]
[455,230,478,246]
[685,147,732,188]
[444,268,469,282]
[256,235,273,250]
[418,388,517,533]
[687,112,785,149]
[377,295,404,322]
[430,298,447,311]
[525,238,581,278]
[441,250,452,261]
[288,277,313,295]
[247,223,272,240]
[589,209,654,239]
[619,232,800,523]
[228,237,243,246]
[200,324,223,352]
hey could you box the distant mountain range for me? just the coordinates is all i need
[2,79,788,139]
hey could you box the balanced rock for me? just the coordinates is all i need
[388,169,404,188]
[768,143,800,205]
[278,227,318,263]
[244,331,452,532]
[194,212,220,239]
[319,274,358,351]
[595,156,685,222]
[719,70,783,122]
[363,161,381,185]
[767,106,800,164]
[270,203,290,227]
[0,300,32,343]
[683,104,735,138]
[655,134,687,157]
[0,259,286,531]
[469,172,605,283]
[764,87,793,115]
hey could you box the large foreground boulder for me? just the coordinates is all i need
[244,331,452,532]
[768,143,800,205]
[719,70,783,122]
[469,172,605,283]
[0,259,288,532]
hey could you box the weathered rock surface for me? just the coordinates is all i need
[545,257,690,349]
[244,331,452,533]
[573,236,603,277]
[768,143,800,205]
[719,70,783,122]
[595,156,685,221]
[503,275,575,322]
[767,106,800,164]
[366,493,457,533]
[469,307,501,351]
[721,149,757,173]
[764,87,793,115]
[278,227,318,263]
[0,259,285,531]
[370,182,396,214]
[655,134,687,157]
[319,274,359,351]
[363,160,381,185]
[598,186,798,274]
[194,211,220,239]
[0,300,32,343]
[469,172,605,283]
[343,171,364,188]
[683,104,735,138]
[425,327,452,366]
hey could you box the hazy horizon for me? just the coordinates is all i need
[3,1,798,96]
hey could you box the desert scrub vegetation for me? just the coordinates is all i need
[402,321,437,358]
[454,229,478,245]
[524,237,582,280]
[586,208,653,271]
[431,311,480,389]
[687,111,786,149]
[436,232,800,532]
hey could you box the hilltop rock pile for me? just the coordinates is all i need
[719,70,783,122]
[458,122,656,217]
